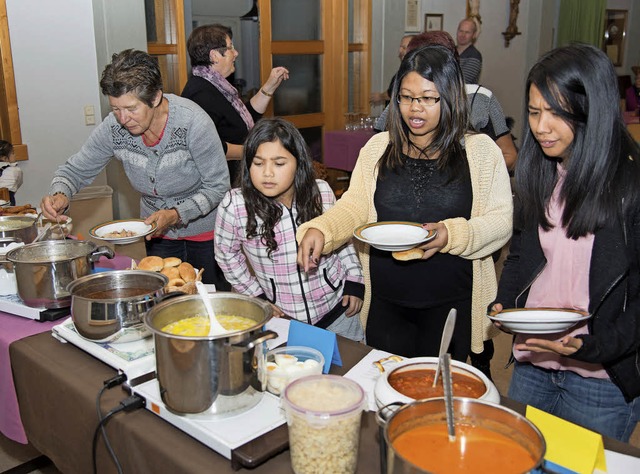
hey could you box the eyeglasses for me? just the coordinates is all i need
[397,94,441,107]
[217,43,235,53]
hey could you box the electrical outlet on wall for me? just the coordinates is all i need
[84,105,95,126]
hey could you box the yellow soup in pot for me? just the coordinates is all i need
[161,315,255,336]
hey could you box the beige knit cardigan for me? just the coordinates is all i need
[297,132,513,354]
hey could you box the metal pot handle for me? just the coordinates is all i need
[226,330,278,352]
[156,291,186,302]
[372,355,404,374]
[90,246,115,262]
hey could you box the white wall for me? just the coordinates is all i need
[92,0,146,220]
[415,0,536,135]
[7,0,103,207]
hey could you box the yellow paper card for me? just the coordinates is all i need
[526,405,606,474]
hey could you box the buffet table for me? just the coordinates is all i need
[0,255,132,444]
[9,329,640,473]
[10,330,381,473]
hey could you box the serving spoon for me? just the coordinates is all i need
[441,353,456,441]
[433,308,457,387]
[195,281,228,336]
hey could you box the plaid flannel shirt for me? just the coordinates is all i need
[214,180,364,325]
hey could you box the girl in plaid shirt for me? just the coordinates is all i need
[214,118,365,341]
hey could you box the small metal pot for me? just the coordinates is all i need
[377,398,546,474]
[6,240,114,308]
[68,270,170,343]
[0,215,37,244]
[144,292,277,416]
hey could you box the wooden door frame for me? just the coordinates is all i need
[257,0,370,132]
[146,0,188,93]
[0,0,27,160]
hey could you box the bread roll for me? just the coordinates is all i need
[392,248,425,261]
[138,256,164,272]
[163,257,182,268]
[167,278,186,287]
[178,262,197,282]
[161,266,180,280]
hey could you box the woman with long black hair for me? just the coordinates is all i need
[492,43,640,441]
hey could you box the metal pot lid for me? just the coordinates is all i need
[0,216,37,231]
[6,240,97,263]
[67,270,169,299]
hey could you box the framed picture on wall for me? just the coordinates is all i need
[602,9,627,66]
[405,0,421,32]
[424,14,444,32]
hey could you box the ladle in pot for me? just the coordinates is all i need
[433,308,457,387]
[195,281,228,336]
[441,353,456,441]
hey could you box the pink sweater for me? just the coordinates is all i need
[514,167,608,379]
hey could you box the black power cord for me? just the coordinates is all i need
[92,373,144,474]
[92,394,145,474]
[95,373,127,474]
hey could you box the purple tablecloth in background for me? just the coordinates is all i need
[0,314,58,443]
[323,129,375,172]
[0,254,132,443]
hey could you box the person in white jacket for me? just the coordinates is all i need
[0,140,23,205]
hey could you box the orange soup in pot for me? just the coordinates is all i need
[388,368,485,399]
[392,423,537,473]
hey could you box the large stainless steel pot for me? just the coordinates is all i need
[68,270,170,343]
[377,398,546,474]
[0,215,37,244]
[6,240,114,308]
[144,292,277,416]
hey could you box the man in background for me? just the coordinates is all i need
[456,18,482,84]
[369,34,415,106]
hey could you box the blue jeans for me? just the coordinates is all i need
[508,361,640,442]
[145,238,230,290]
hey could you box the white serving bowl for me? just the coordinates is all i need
[373,356,500,409]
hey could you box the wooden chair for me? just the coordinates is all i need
[0,188,10,203]
[628,123,640,143]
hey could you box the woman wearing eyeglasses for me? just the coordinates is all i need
[182,24,289,186]
[297,45,512,361]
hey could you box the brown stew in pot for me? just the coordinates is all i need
[388,368,485,399]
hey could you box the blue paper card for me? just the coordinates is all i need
[532,461,577,474]
[287,319,342,373]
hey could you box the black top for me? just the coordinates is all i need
[181,76,262,185]
[371,154,473,307]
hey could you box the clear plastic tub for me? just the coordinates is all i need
[283,375,365,474]
[265,346,324,395]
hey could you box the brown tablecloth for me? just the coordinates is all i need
[10,332,640,473]
[10,331,382,473]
